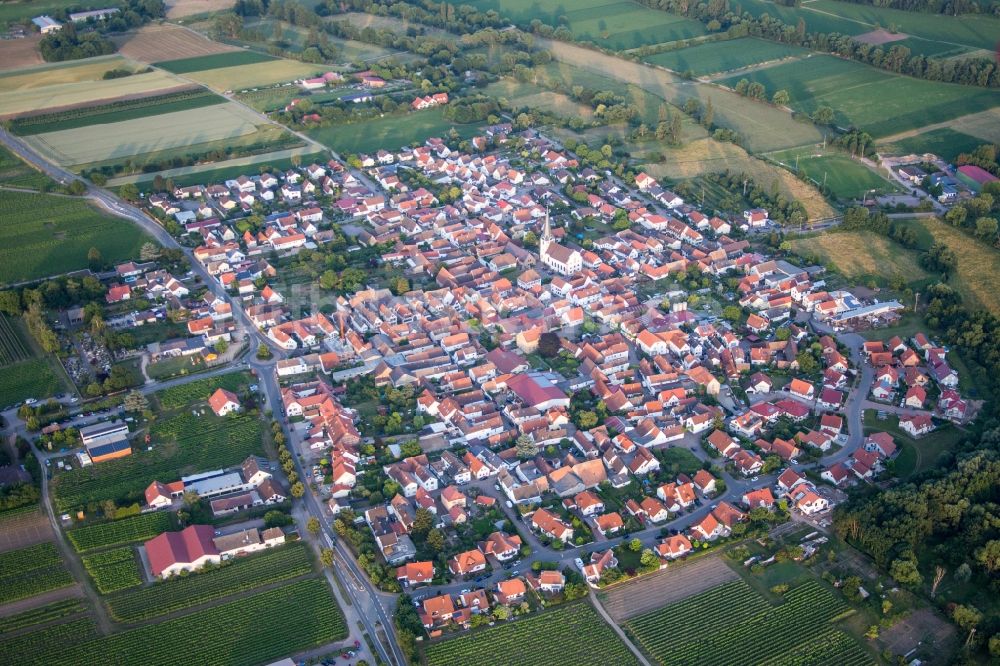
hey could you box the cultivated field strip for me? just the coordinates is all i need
[0,543,75,605]
[17,578,346,666]
[626,580,864,666]
[107,543,312,623]
[0,69,188,118]
[601,555,738,621]
[82,546,143,594]
[0,313,30,366]
[26,103,263,166]
[0,617,99,665]
[0,599,87,635]
[67,511,175,554]
[425,601,640,666]
[111,24,239,63]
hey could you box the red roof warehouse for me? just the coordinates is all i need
[145,525,219,577]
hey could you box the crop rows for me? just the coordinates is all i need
[20,578,345,666]
[626,580,769,645]
[82,546,143,594]
[0,599,86,635]
[52,414,262,511]
[155,372,248,410]
[425,601,640,666]
[0,543,74,605]
[108,543,313,622]
[0,358,63,409]
[0,313,29,366]
[759,627,874,666]
[627,580,857,666]
[0,617,98,666]
[67,512,175,553]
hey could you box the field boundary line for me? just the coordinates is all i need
[588,593,652,666]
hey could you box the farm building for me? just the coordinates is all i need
[956,165,999,192]
[79,421,131,463]
[31,15,62,33]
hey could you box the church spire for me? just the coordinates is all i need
[541,206,552,241]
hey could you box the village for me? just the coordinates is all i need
[49,120,972,642]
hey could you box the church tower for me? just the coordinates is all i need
[539,208,553,262]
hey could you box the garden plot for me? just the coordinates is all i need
[600,555,737,621]
[25,103,265,166]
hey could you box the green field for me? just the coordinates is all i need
[0,314,70,408]
[626,579,869,666]
[67,511,178,554]
[52,412,263,512]
[306,107,481,154]
[643,38,809,77]
[717,55,1000,139]
[733,0,1000,57]
[466,0,706,50]
[0,144,52,189]
[0,617,99,666]
[878,128,987,161]
[10,89,227,136]
[82,546,143,594]
[482,79,595,120]
[766,147,897,199]
[0,542,75,605]
[154,50,277,73]
[0,599,86,635]
[0,190,151,285]
[425,601,640,666]
[17,578,346,666]
[154,371,249,409]
[108,543,312,622]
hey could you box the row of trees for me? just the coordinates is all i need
[837,0,999,15]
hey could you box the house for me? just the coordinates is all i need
[144,480,184,509]
[864,432,897,459]
[480,531,522,562]
[582,549,617,583]
[396,561,434,587]
[420,594,455,628]
[743,208,768,227]
[449,549,487,576]
[903,386,926,409]
[496,578,527,605]
[208,388,241,416]
[574,490,604,516]
[693,469,717,495]
[106,284,132,303]
[788,485,829,515]
[742,487,775,509]
[527,570,565,593]
[787,378,815,401]
[689,512,726,541]
[656,534,693,560]
[594,512,624,536]
[900,414,934,437]
[531,508,573,543]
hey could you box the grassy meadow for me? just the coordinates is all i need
[306,106,481,154]
[644,38,809,77]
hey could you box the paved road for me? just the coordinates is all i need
[257,363,405,666]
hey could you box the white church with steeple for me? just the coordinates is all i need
[538,211,582,276]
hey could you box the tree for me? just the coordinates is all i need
[640,549,659,568]
[974,216,998,241]
[515,434,536,459]
[975,539,1000,573]
[889,557,923,586]
[796,351,819,375]
[492,606,509,621]
[576,411,598,429]
[702,98,714,128]
[538,331,560,357]
[722,305,742,323]
[256,343,272,360]
[951,604,982,632]
[87,247,103,272]
[139,242,160,261]
[182,490,200,508]
[412,508,434,536]
[123,390,148,413]
[120,183,139,201]
[320,548,335,567]
[426,528,445,552]
[290,482,305,498]
[629,538,642,552]
[931,564,947,597]
[812,106,834,125]
[772,89,790,106]
[307,516,321,536]
[0,291,20,316]
[264,510,292,528]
